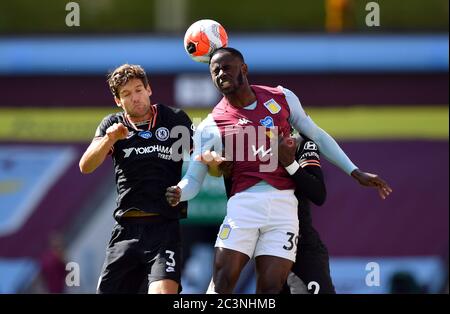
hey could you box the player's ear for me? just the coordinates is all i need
[146,84,152,96]
[114,97,122,108]
[242,63,248,76]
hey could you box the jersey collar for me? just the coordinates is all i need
[123,104,158,131]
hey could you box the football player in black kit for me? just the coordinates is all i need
[79,64,193,294]
[277,134,335,294]
[201,134,335,294]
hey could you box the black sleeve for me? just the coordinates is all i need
[223,177,232,200]
[93,114,117,155]
[94,114,116,138]
[290,138,327,206]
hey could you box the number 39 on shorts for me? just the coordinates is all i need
[283,232,299,253]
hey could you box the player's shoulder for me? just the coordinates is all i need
[194,114,220,139]
[94,112,123,138]
[250,84,286,97]
[157,103,184,115]
[157,103,188,117]
[276,86,299,99]
[99,112,124,125]
[212,97,227,115]
[157,103,192,124]
[250,84,296,96]
[197,114,216,128]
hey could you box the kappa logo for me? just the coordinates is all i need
[263,99,281,114]
[237,118,251,126]
[259,116,275,129]
[155,127,170,141]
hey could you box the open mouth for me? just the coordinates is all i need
[219,79,231,88]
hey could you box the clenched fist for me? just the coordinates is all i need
[195,150,233,178]
[106,123,129,142]
[278,135,298,167]
[166,186,181,207]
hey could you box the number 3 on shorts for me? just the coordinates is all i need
[165,250,176,272]
[283,232,299,252]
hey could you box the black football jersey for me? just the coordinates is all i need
[95,104,193,219]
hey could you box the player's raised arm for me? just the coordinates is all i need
[282,87,392,199]
[166,115,223,206]
[279,135,327,205]
[79,122,128,174]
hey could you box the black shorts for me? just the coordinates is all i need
[281,229,335,294]
[97,217,182,294]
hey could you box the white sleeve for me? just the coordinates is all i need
[178,114,223,201]
[281,86,358,175]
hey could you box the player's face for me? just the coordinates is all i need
[209,52,246,95]
[115,78,152,120]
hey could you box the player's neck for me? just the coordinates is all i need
[226,86,256,108]
[125,110,153,124]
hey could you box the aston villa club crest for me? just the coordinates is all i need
[263,99,281,114]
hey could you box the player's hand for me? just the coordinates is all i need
[195,150,227,177]
[278,134,298,167]
[106,123,129,142]
[351,169,393,200]
[195,150,226,167]
[166,186,181,207]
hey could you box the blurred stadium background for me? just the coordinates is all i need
[0,0,448,294]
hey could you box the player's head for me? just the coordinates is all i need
[107,64,152,119]
[209,47,249,95]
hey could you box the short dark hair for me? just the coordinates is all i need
[107,64,149,98]
[209,47,245,64]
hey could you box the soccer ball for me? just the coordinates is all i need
[184,19,228,63]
